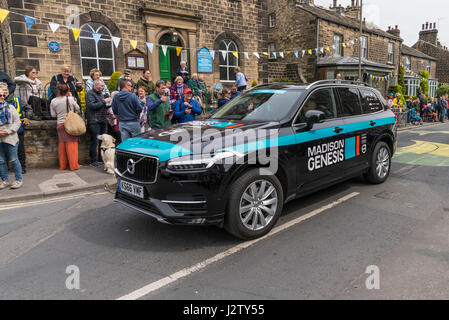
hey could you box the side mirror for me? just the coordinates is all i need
[305,110,325,129]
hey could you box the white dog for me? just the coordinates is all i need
[98,134,116,174]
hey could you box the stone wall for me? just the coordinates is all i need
[24,120,91,168]
[413,40,449,84]
[400,54,437,79]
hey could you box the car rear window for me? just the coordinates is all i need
[359,89,384,113]
[335,87,363,117]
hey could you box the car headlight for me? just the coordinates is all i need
[167,151,243,171]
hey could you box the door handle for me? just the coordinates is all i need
[333,127,343,133]
[370,121,376,126]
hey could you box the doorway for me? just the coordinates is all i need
[158,32,189,83]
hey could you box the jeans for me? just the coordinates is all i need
[88,122,107,163]
[18,132,26,170]
[0,142,22,182]
[407,110,412,124]
[119,121,141,142]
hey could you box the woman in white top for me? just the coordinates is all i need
[50,84,81,171]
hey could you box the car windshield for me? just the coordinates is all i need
[211,88,305,122]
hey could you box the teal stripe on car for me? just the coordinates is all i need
[117,138,193,162]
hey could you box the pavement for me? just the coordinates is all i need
[0,165,117,203]
[0,120,443,204]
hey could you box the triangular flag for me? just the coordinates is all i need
[210,50,215,60]
[24,16,36,31]
[342,43,346,48]
[146,42,153,53]
[273,52,277,59]
[294,51,299,58]
[49,22,60,33]
[308,49,312,55]
[320,48,325,54]
[253,52,260,59]
[221,50,227,60]
[315,48,319,56]
[262,52,269,56]
[72,28,81,41]
[112,36,121,48]
[232,52,238,58]
[332,45,337,50]
[0,9,9,23]
[279,52,284,58]
[325,46,330,52]
[302,50,305,57]
[176,47,183,56]
[92,33,101,45]
[129,40,138,50]
[244,52,249,60]
[162,45,168,56]
[350,40,355,45]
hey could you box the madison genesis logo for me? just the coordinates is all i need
[308,135,368,171]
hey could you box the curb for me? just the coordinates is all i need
[397,121,444,132]
[0,180,118,204]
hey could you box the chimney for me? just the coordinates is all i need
[344,0,361,20]
[332,0,337,8]
[419,21,438,45]
[387,25,400,38]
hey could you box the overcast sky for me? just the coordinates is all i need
[314,0,449,47]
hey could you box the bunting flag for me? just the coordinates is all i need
[49,22,60,33]
[112,36,121,48]
[253,52,260,59]
[279,52,284,58]
[0,9,9,23]
[244,52,249,60]
[146,42,153,53]
[161,45,168,56]
[320,48,325,54]
[210,50,215,60]
[342,43,346,48]
[232,51,238,59]
[350,40,355,45]
[176,47,183,56]
[221,50,227,60]
[314,48,319,56]
[92,33,101,45]
[325,46,330,52]
[129,40,138,50]
[72,28,81,41]
[308,49,312,55]
[273,52,277,59]
[332,45,337,50]
[294,51,299,58]
[262,52,269,56]
[302,50,305,57]
[24,15,36,30]
[286,51,291,55]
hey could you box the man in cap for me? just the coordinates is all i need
[173,88,202,124]
[117,69,136,93]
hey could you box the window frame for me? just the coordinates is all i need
[426,60,431,73]
[387,42,394,64]
[360,36,368,59]
[219,39,239,83]
[79,22,115,79]
[268,42,276,59]
[335,86,363,118]
[405,56,411,73]
[293,87,339,125]
[269,13,276,28]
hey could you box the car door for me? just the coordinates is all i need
[334,86,372,176]
[293,87,348,192]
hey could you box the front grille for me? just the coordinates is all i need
[116,151,159,183]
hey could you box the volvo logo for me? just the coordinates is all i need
[127,159,136,175]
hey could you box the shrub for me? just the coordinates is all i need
[279,77,292,82]
[108,71,122,92]
[420,70,430,96]
[436,84,449,97]
[251,80,258,87]
[398,65,405,95]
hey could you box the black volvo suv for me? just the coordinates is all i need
[114,81,397,239]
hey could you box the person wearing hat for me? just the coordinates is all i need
[386,93,394,109]
[174,88,202,124]
[393,93,403,110]
[117,69,136,93]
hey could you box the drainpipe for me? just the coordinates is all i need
[316,17,320,80]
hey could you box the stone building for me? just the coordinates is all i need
[412,22,449,85]
[3,0,268,90]
[267,0,402,94]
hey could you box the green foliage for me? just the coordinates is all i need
[420,70,430,96]
[251,80,258,87]
[279,77,292,83]
[398,65,405,95]
[436,84,449,97]
[108,72,122,93]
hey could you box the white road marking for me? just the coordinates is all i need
[117,192,360,300]
[0,192,109,211]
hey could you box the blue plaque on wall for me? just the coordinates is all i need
[48,41,61,52]
[197,47,213,73]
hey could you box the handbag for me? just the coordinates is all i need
[63,97,86,136]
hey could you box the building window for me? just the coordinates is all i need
[405,78,420,97]
[79,23,115,78]
[334,34,343,57]
[428,79,438,98]
[269,13,276,28]
[268,43,276,59]
[219,39,239,82]
[387,42,394,64]
[427,60,431,73]
[406,56,411,73]
[360,36,368,59]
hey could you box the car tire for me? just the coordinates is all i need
[364,141,392,184]
[224,169,284,240]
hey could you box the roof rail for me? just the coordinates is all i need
[306,80,371,90]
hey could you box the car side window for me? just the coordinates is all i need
[298,88,337,123]
[360,89,384,114]
[335,87,363,117]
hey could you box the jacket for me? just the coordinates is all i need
[111,90,142,122]
[0,101,20,146]
[218,98,230,109]
[136,77,155,95]
[176,66,190,83]
[85,78,110,97]
[14,74,44,108]
[174,97,202,123]
[117,76,137,92]
[148,93,171,129]
[187,78,200,93]
[0,72,16,97]
[235,72,247,87]
[49,74,83,106]
[85,89,107,124]
[6,96,24,135]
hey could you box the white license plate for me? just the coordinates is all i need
[119,180,144,199]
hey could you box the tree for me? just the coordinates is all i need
[420,71,430,96]
[398,65,405,95]
[436,84,449,97]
